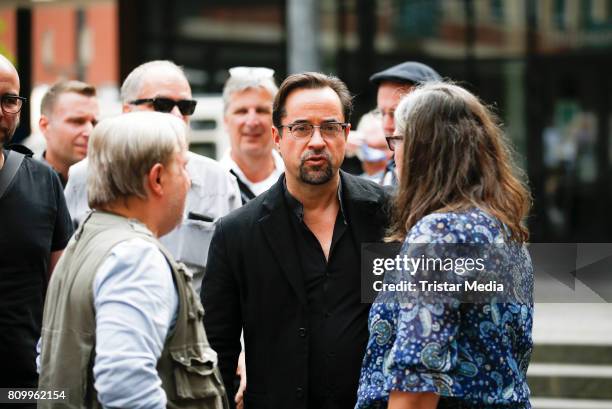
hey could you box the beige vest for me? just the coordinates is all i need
[38,211,228,409]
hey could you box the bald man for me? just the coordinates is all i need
[0,54,73,396]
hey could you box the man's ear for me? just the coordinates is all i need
[272,126,281,150]
[147,163,164,196]
[39,115,50,137]
[344,123,351,138]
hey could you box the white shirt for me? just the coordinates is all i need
[219,149,284,196]
[64,152,242,294]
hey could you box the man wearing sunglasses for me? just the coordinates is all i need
[64,60,241,296]
[202,72,391,409]
[0,54,73,400]
[369,61,441,186]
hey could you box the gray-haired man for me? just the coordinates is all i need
[38,112,228,409]
[64,60,241,295]
[220,66,284,204]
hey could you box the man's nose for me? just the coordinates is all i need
[307,127,326,148]
[245,109,260,125]
[83,121,95,135]
[382,113,395,135]
[170,105,184,121]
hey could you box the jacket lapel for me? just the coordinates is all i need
[259,177,308,306]
[340,171,390,246]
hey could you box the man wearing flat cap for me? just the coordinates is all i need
[369,61,441,186]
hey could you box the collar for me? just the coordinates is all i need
[38,150,67,187]
[186,151,203,187]
[282,177,347,225]
[220,148,284,184]
[35,150,47,163]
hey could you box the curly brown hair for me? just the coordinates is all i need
[387,82,531,242]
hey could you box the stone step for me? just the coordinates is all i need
[528,344,612,399]
[531,398,612,409]
[527,304,612,404]
[531,344,612,366]
[528,374,612,400]
[529,363,612,378]
[532,304,612,346]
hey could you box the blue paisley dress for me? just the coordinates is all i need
[356,208,533,409]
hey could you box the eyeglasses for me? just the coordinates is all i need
[1,94,27,114]
[385,135,404,151]
[280,122,348,140]
[129,98,197,116]
[229,66,275,79]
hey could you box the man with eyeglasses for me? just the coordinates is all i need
[64,60,241,295]
[37,80,99,187]
[220,67,284,204]
[0,54,73,400]
[202,72,390,409]
[370,61,441,186]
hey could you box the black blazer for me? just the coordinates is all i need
[201,172,390,409]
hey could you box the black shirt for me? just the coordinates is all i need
[283,181,370,409]
[38,150,68,188]
[0,149,73,388]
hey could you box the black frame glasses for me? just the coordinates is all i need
[1,94,27,114]
[280,122,348,140]
[129,98,197,116]
[385,135,404,151]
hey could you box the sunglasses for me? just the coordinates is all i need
[228,66,275,79]
[129,98,197,116]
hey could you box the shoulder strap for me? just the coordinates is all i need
[0,150,25,199]
[229,169,256,204]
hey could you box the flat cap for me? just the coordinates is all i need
[369,61,441,86]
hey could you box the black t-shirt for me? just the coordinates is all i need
[0,148,73,388]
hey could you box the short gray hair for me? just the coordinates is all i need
[222,67,278,112]
[87,111,187,208]
[120,60,187,103]
[357,110,382,133]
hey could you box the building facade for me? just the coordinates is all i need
[2,0,612,241]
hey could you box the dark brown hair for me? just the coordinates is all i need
[40,80,96,116]
[272,72,352,128]
[387,82,531,242]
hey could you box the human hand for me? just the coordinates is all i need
[234,350,247,409]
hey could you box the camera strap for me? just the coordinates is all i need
[0,150,25,200]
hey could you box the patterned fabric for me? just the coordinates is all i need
[356,208,533,409]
